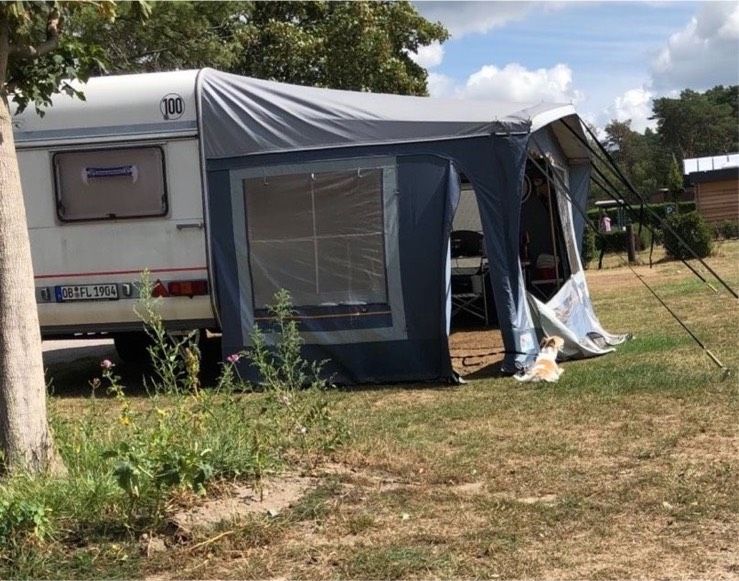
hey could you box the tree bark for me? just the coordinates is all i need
[0,95,63,474]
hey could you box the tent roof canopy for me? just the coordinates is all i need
[198,68,578,159]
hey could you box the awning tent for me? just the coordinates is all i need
[197,68,626,384]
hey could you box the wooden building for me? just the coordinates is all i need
[688,166,739,224]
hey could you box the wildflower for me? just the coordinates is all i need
[100,359,115,370]
[227,353,241,364]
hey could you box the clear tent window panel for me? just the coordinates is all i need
[54,146,167,221]
[244,167,388,309]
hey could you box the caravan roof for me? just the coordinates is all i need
[12,70,199,147]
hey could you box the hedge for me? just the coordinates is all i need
[663,212,713,259]
[581,227,596,267]
[714,220,739,240]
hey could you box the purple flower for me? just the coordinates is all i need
[100,359,115,370]
[227,353,241,364]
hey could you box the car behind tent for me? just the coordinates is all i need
[197,69,627,383]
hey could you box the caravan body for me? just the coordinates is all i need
[13,71,216,340]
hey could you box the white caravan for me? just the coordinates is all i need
[13,71,217,360]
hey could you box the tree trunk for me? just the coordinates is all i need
[0,95,63,474]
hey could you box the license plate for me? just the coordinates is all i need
[55,284,119,302]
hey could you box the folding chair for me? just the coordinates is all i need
[450,230,489,324]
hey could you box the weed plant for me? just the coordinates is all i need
[228,289,346,468]
[0,286,344,578]
[135,271,201,395]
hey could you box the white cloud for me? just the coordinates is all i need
[429,62,583,104]
[606,88,657,133]
[578,111,608,141]
[651,1,739,90]
[427,72,455,97]
[408,41,445,69]
[414,1,536,37]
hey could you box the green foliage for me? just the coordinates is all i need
[6,40,105,115]
[594,86,737,206]
[66,1,248,74]
[714,220,739,240]
[238,1,448,95]
[663,212,714,259]
[0,2,147,114]
[224,289,346,462]
[602,120,659,197]
[65,1,449,96]
[0,288,346,576]
[581,227,596,267]
[247,289,330,392]
[666,154,683,195]
[94,352,219,523]
[0,497,51,544]
[652,86,739,159]
[102,437,213,522]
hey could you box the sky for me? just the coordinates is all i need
[411,1,739,132]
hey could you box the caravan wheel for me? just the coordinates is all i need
[113,332,153,364]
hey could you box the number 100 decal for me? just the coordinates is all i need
[160,93,185,120]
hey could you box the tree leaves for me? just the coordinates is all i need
[236,1,447,95]
[0,1,150,112]
[652,87,739,159]
[599,85,738,202]
[63,1,448,96]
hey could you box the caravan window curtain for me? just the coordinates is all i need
[244,167,388,309]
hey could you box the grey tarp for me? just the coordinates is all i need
[196,68,624,383]
[197,70,576,159]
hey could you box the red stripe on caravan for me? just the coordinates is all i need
[34,266,208,280]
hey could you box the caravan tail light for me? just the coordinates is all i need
[151,280,169,297]
[167,279,208,297]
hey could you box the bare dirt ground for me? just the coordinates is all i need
[449,327,505,376]
[42,338,116,366]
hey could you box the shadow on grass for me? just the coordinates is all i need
[463,360,514,381]
[46,357,151,398]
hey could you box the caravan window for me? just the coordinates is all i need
[53,146,167,221]
[244,168,388,309]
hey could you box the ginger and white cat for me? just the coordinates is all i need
[513,336,565,383]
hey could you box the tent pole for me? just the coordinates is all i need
[559,119,738,299]
[544,165,561,287]
[525,153,727,371]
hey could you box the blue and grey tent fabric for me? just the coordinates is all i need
[196,68,625,384]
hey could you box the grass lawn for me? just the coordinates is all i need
[34,240,739,579]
